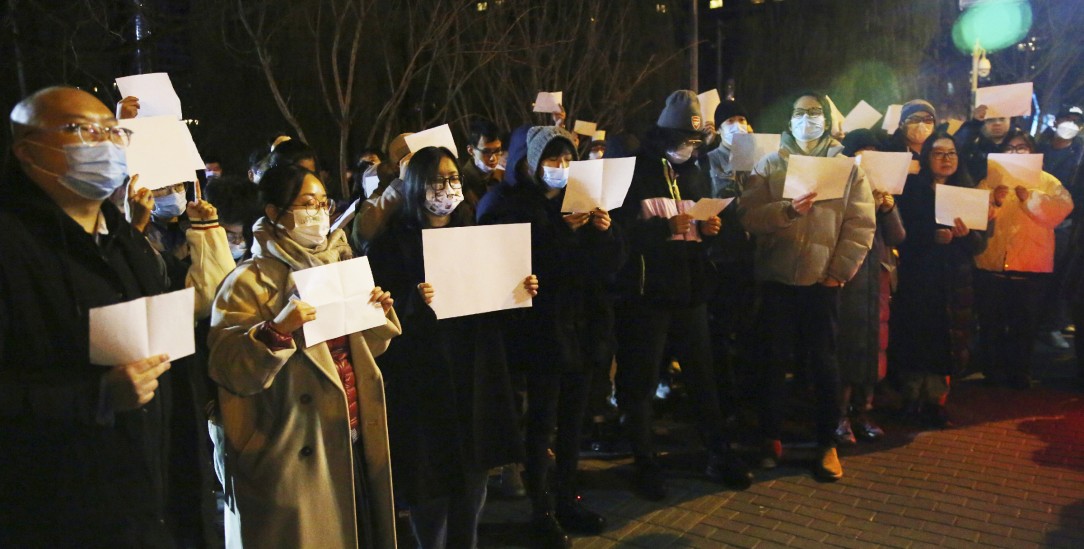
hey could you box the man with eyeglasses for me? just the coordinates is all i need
[461,118,505,207]
[0,87,176,546]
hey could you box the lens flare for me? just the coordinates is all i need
[952,0,1033,53]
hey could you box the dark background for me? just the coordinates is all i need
[2,0,1081,197]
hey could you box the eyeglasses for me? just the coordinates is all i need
[905,115,936,125]
[475,147,502,158]
[1004,145,1032,154]
[930,151,958,160]
[792,108,824,118]
[290,199,331,217]
[680,139,704,148]
[32,122,134,148]
[429,174,463,191]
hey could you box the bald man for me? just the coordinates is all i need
[1,87,175,546]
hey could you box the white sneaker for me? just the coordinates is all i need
[1041,330,1071,349]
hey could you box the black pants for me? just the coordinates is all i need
[614,300,727,460]
[524,368,594,505]
[756,282,842,448]
[975,271,1046,383]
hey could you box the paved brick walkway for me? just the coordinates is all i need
[477,341,1084,548]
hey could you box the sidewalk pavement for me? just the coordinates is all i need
[477,336,1084,548]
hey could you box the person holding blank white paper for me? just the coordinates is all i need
[612,90,751,502]
[208,164,401,548]
[975,129,1073,388]
[477,126,625,544]
[1,86,177,546]
[367,146,537,549]
[957,104,1013,182]
[740,91,876,482]
[890,131,990,429]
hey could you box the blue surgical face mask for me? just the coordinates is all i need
[541,165,569,189]
[152,191,187,220]
[30,142,129,200]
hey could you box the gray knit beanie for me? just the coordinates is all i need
[526,126,575,175]
[900,100,937,125]
[657,90,704,133]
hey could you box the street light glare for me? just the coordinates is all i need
[952,0,1033,54]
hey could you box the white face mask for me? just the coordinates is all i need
[473,155,494,174]
[287,209,329,248]
[1056,121,1081,140]
[721,121,749,146]
[229,241,247,260]
[588,150,605,160]
[666,144,695,164]
[790,114,825,141]
[541,165,570,188]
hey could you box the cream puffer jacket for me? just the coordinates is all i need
[741,133,877,286]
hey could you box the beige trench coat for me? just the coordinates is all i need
[209,254,401,549]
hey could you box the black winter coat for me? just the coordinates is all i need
[367,210,523,505]
[889,175,988,376]
[0,171,174,547]
[612,146,715,306]
[477,180,627,372]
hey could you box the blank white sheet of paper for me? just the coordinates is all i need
[842,100,883,133]
[120,116,201,189]
[976,82,1033,118]
[856,151,912,194]
[533,91,563,113]
[89,288,195,366]
[881,104,903,133]
[405,124,458,159]
[698,89,722,124]
[422,224,532,320]
[782,155,855,201]
[330,199,359,234]
[560,157,637,213]
[987,153,1043,190]
[115,73,183,119]
[731,133,781,172]
[292,256,385,347]
[935,184,990,231]
[687,197,735,220]
[573,120,597,136]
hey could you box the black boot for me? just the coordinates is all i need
[706,449,753,490]
[530,510,571,549]
[631,456,667,501]
[555,484,606,535]
[527,473,571,549]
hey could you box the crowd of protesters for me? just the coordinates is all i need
[1,83,1082,549]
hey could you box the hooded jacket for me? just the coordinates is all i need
[741,132,876,286]
[611,136,715,306]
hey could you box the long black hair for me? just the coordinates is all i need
[917,130,974,188]
[399,146,473,230]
